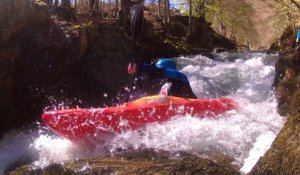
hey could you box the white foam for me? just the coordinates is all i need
[110,53,285,173]
[31,134,74,168]
[0,53,285,174]
[240,131,277,173]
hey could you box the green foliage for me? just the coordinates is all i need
[71,24,82,30]
[84,21,93,28]
[71,21,93,30]
[32,0,48,6]
[204,0,256,44]
[177,4,189,16]
[178,0,257,45]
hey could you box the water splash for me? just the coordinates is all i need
[0,129,38,174]
[31,134,74,168]
[110,95,283,168]
[0,52,285,174]
[240,131,277,173]
[109,53,284,173]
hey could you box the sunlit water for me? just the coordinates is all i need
[0,52,285,174]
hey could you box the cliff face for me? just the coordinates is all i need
[246,0,279,49]
[270,26,295,53]
[0,0,238,138]
[0,0,132,137]
[0,0,55,136]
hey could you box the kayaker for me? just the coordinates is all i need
[127,58,197,100]
[126,5,196,100]
[296,27,300,46]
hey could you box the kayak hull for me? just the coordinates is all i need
[42,96,237,141]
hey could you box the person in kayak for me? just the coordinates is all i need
[125,5,196,100]
[127,58,197,100]
[296,27,300,46]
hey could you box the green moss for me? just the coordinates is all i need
[32,0,48,7]
[71,24,82,30]
[10,151,240,175]
[251,88,300,175]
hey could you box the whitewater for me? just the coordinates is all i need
[0,52,285,174]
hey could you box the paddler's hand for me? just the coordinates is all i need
[128,63,137,74]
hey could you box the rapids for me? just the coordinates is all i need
[0,52,285,174]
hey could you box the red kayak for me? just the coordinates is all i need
[42,95,237,141]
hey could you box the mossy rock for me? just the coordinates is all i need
[10,149,240,175]
[250,88,300,175]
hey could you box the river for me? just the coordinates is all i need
[0,52,285,174]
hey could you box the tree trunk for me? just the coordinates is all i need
[158,0,162,18]
[165,0,170,24]
[89,0,96,12]
[114,0,119,18]
[291,13,296,35]
[43,0,52,6]
[119,0,131,24]
[95,0,100,13]
[163,0,167,24]
[61,0,71,7]
[101,0,104,18]
[186,0,193,39]
[54,0,59,7]
[199,0,205,18]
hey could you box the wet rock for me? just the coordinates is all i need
[4,154,36,175]
[0,0,52,137]
[269,25,295,54]
[51,6,76,21]
[273,45,300,116]
[275,68,300,116]
[250,88,300,175]
[0,0,49,43]
[0,0,30,42]
[254,33,300,174]
[213,47,227,53]
[10,149,241,175]
[272,53,293,88]
[69,25,89,61]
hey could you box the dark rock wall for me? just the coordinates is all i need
[0,0,132,137]
[0,0,238,138]
[0,0,54,136]
[273,46,300,116]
